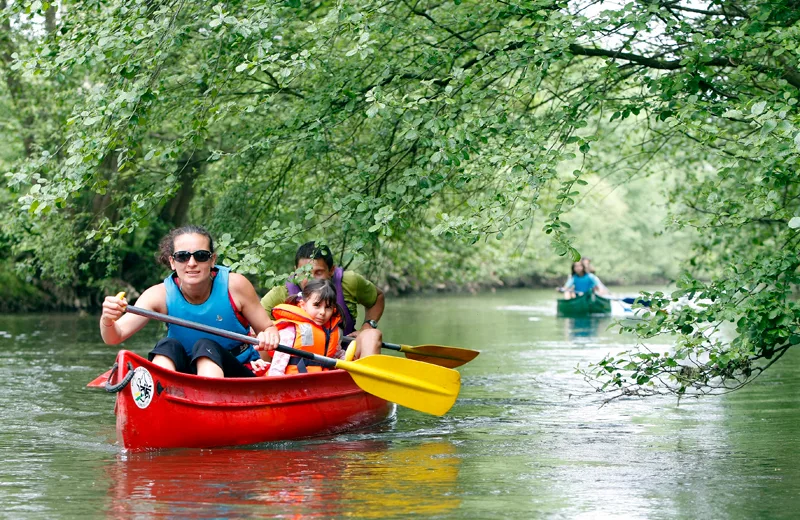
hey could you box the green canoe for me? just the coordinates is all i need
[556,292,613,317]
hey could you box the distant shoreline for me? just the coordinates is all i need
[0,263,672,313]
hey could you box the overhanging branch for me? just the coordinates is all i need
[568,43,800,89]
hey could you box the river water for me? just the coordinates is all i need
[1,288,798,518]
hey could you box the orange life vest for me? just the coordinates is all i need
[272,303,342,374]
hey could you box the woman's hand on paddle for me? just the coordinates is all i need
[256,325,279,351]
[101,294,127,327]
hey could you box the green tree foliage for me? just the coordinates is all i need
[1,0,797,395]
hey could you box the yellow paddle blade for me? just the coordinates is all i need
[336,355,461,416]
[401,344,480,368]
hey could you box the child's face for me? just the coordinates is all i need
[300,295,335,326]
[573,262,585,275]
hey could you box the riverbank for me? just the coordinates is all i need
[0,265,52,313]
[0,263,673,313]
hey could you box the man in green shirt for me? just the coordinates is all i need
[260,241,385,358]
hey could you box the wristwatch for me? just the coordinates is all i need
[365,319,379,329]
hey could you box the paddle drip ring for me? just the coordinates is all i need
[104,361,135,393]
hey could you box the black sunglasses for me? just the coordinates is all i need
[172,250,213,263]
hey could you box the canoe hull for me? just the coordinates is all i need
[556,292,612,317]
[104,350,395,451]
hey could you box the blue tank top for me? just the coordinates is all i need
[572,274,596,294]
[164,266,254,361]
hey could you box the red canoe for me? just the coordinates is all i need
[90,350,395,451]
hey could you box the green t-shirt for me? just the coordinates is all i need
[260,271,379,323]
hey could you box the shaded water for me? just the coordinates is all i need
[1,288,799,518]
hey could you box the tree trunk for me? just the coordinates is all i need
[45,5,57,34]
[159,149,210,226]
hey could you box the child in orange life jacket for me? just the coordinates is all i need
[268,279,346,375]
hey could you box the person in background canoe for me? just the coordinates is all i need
[267,279,346,376]
[558,260,604,299]
[99,225,280,378]
[260,241,383,359]
[580,257,609,295]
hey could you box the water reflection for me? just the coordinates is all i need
[561,317,608,340]
[105,439,460,518]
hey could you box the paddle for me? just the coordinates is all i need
[87,336,478,386]
[340,336,479,368]
[598,294,653,307]
[87,370,112,388]
[110,304,460,416]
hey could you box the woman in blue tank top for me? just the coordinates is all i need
[561,261,599,300]
[558,257,609,297]
[99,225,280,378]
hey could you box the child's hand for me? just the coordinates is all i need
[250,358,269,376]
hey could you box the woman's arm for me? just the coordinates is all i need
[99,285,166,345]
[590,273,609,295]
[229,272,279,350]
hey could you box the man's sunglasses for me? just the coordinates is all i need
[172,250,213,263]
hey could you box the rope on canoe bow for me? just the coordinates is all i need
[104,361,135,393]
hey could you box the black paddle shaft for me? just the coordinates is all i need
[125,305,337,369]
[341,335,402,353]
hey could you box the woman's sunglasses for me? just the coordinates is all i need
[172,250,213,263]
